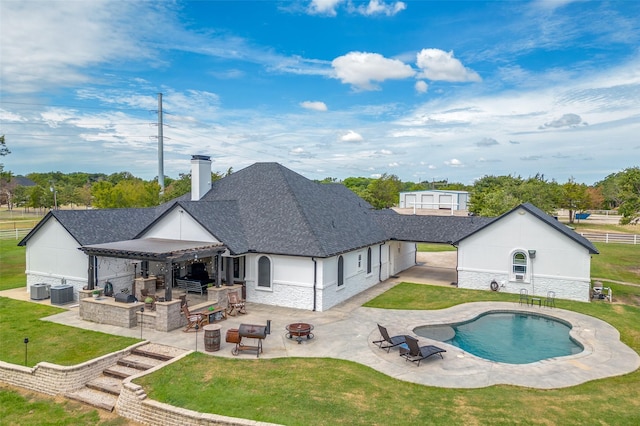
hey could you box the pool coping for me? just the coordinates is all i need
[360,302,640,389]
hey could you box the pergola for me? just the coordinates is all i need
[80,238,227,301]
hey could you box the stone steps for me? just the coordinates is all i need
[66,387,119,412]
[86,375,123,396]
[66,343,188,411]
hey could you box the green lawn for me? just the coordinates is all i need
[0,298,140,366]
[136,283,640,425]
[592,242,640,284]
[0,384,130,426]
[0,239,26,291]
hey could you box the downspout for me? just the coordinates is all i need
[312,257,317,311]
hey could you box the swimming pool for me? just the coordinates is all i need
[414,311,584,364]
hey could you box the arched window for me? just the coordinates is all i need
[337,255,344,287]
[258,256,271,288]
[512,251,527,279]
[366,247,372,274]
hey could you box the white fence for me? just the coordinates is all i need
[580,232,639,245]
[0,228,31,240]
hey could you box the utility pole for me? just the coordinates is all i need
[157,93,165,195]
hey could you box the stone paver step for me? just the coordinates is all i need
[118,354,163,370]
[86,375,123,396]
[132,343,186,361]
[65,387,118,412]
[103,364,144,379]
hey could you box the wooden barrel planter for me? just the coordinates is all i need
[204,324,222,352]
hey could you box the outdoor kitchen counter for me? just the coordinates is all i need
[80,296,145,328]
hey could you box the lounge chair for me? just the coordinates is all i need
[181,304,208,332]
[373,324,407,352]
[400,335,446,366]
[227,291,246,316]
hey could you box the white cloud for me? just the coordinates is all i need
[354,1,407,16]
[540,113,584,129]
[332,52,415,90]
[308,0,343,16]
[340,130,364,142]
[416,49,482,83]
[309,0,406,17]
[300,101,328,111]
[0,1,165,93]
[445,158,464,167]
[415,80,428,93]
[380,149,393,155]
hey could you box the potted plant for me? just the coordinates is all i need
[92,289,100,299]
[144,296,154,310]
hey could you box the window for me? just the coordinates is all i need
[512,251,527,279]
[258,256,271,288]
[337,255,344,287]
[366,247,372,274]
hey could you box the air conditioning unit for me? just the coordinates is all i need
[515,274,524,281]
[30,283,50,300]
[50,285,74,305]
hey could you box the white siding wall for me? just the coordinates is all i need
[140,208,218,242]
[241,244,390,312]
[457,208,592,302]
[244,254,316,310]
[24,219,88,300]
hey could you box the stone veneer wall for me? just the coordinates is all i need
[116,351,277,426]
[0,342,147,396]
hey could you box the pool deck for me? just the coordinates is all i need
[3,255,639,389]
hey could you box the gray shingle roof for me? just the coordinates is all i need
[372,211,494,244]
[193,162,387,257]
[453,202,599,254]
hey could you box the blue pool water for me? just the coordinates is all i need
[414,312,583,364]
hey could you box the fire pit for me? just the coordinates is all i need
[227,323,269,357]
[286,322,314,344]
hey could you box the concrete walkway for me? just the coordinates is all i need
[3,254,639,389]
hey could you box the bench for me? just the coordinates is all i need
[176,279,207,295]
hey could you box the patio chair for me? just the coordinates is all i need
[181,304,208,332]
[400,335,446,366]
[519,288,530,305]
[373,324,407,352]
[227,291,246,316]
[544,291,556,308]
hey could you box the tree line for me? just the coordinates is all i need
[0,135,638,224]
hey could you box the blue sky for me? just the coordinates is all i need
[1,0,639,185]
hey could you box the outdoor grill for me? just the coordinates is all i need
[227,322,270,357]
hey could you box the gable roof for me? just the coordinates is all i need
[453,202,599,254]
[19,207,160,246]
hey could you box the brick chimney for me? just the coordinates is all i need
[191,155,211,201]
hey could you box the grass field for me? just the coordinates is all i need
[0,239,26,291]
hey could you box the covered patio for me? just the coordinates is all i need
[77,238,244,332]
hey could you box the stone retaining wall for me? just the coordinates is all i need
[0,341,147,396]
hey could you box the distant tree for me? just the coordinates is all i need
[559,177,590,223]
[343,177,373,200]
[366,174,403,209]
[317,177,338,184]
[73,184,93,208]
[617,167,640,224]
[0,135,9,158]
[469,175,522,215]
